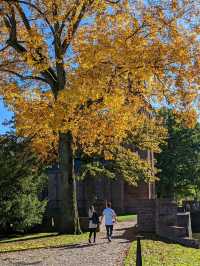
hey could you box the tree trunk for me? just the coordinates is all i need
[56,131,74,232]
[56,131,82,233]
[73,173,82,235]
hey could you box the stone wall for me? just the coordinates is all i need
[76,176,154,216]
[155,199,194,241]
[46,146,156,220]
[191,212,200,233]
[137,199,156,232]
[137,199,199,248]
[177,212,192,238]
[155,199,178,238]
[137,199,180,234]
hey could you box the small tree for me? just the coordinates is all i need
[0,135,47,233]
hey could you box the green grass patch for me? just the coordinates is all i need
[125,239,200,266]
[0,232,88,253]
[117,214,137,222]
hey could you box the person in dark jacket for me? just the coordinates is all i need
[88,205,99,243]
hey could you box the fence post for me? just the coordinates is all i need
[136,235,143,266]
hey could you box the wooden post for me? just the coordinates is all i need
[136,236,143,266]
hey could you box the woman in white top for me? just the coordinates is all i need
[88,205,99,243]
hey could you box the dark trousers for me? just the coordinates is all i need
[106,225,113,239]
[89,228,96,242]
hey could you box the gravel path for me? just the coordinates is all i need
[0,221,136,266]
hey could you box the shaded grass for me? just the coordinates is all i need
[0,232,88,253]
[0,232,58,243]
[193,233,200,242]
[125,239,200,266]
[117,214,137,222]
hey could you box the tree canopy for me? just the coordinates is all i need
[0,135,47,233]
[156,109,200,200]
[0,1,199,158]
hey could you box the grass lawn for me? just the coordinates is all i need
[125,239,200,266]
[117,214,137,222]
[0,232,88,253]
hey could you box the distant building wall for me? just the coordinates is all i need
[46,148,155,223]
[76,176,155,216]
[47,164,155,218]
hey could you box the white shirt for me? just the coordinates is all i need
[103,208,116,225]
[88,209,98,229]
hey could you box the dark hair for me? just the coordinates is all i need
[89,205,95,211]
[107,202,111,208]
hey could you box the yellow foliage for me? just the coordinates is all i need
[0,0,199,161]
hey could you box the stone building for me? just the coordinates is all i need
[43,149,200,248]
[47,149,155,219]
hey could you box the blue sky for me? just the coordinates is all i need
[0,98,13,134]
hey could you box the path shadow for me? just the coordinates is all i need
[112,224,139,242]
[13,261,42,265]
[0,233,59,244]
[112,223,177,246]
[58,242,103,250]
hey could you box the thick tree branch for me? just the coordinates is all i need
[0,68,51,84]
[59,6,76,36]
[62,0,95,53]
[3,2,58,96]
[14,2,31,31]
[105,0,120,3]
[17,0,54,34]
[53,1,66,91]
[0,45,9,52]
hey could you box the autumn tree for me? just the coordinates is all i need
[0,0,123,233]
[0,0,199,232]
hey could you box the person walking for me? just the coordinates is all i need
[101,202,116,242]
[88,205,99,244]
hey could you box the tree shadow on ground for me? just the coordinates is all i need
[112,224,176,246]
[13,261,43,265]
[112,224,138,242]
[57,242,103,250]
[0,233,59,244]
[58,224,139,250]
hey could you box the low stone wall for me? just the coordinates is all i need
[177,212,192,238]
[137,199,156,232]
[155,200,197,245]
[137,199,200,248]
[156,199,178,238]
[191,212,200,233]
